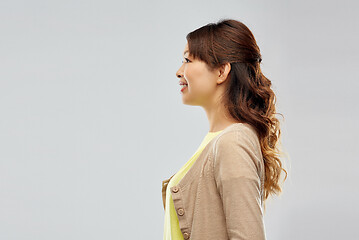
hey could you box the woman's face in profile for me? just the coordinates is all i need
[176,43,219,106]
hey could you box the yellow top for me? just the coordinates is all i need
[163,130,224,240]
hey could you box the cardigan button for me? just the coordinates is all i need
[172,186,179,193]
[177,208,184,216]
[183,232,190,239]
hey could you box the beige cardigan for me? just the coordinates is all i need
[161,123,266,240]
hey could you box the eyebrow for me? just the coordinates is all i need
[183,50,189,55]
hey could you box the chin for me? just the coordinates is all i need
[182,100,198,106]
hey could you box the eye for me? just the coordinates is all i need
[181,57,190,63]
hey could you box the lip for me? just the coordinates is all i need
[180,85,188,92]
[179,80,188,85]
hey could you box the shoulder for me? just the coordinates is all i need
[214,123,260,151]
[212,123,262,169]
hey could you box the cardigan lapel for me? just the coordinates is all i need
[162,173,175,210]
[173,123,243,190]
[161,123,246,211]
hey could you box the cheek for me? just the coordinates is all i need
[183,67,195,82]
[184,64,216,94]
[184,65,202,86]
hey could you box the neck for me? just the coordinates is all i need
[202,101,242,132]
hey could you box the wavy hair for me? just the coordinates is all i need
[186,18,288,210]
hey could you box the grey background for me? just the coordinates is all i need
[1,0,358,239]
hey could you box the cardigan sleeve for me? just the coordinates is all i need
[213,128,266,240]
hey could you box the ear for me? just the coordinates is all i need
[216,63,231,84]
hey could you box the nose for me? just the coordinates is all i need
[176,64,184,79]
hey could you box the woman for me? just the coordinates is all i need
[162,18,287,240]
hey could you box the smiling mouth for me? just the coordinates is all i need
[180,84,188,92]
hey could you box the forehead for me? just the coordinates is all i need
[183,43,189,55]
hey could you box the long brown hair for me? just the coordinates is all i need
[186,18,288,209]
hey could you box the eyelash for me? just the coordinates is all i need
[182,58,190,63]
